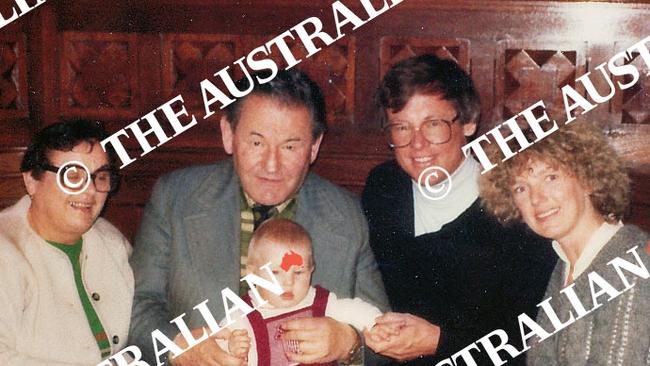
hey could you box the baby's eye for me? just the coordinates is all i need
[545,174,558,182]
[271,270,279,275]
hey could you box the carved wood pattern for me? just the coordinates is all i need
[611,50,650,125]
[0,35,28,119]
[379,37,471,78]
[246,35,356,129]
[60,32,139,119]
[495,41,586,123]
[299,39,356,128]
[162,34,241,115]
[1,1,649,238]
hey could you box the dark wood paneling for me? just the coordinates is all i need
[162,33,242,115]
[0,34,28,119]
[103,203,144,243]
[494,41,586,123]
[60,32,140,121]
[0,0,649,240]
[379,37,471,78]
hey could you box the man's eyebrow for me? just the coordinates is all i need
[284,137,302,143]
[92,164,112,173]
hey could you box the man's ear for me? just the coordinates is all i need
[220,117,234,155]
[462,121,477,137]
[309,134,324,164]
[22,172,38,197]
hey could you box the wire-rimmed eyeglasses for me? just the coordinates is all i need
[384,117,457,148]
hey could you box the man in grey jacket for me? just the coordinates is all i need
[129,69,389,365]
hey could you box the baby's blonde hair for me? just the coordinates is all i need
[247,218,313,268]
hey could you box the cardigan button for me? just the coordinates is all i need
[113,335,119,344]
[91,292,100,301]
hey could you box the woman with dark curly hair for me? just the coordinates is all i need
[480,120,650,366]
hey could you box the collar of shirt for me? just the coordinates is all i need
[242,189,295,214]
[412,157,480,236]
[552,221,623,283]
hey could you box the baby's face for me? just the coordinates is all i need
[250,244,313,308]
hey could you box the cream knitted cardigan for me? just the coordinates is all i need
[0,196,134,365]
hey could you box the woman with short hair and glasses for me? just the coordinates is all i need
[361,54,556,365]
[0,120,133,365]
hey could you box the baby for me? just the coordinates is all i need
[218,218,389,365]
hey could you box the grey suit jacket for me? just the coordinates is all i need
[129,159,389,363]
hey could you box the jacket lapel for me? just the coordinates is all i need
[184,161,242,299]
[295,173,348,283]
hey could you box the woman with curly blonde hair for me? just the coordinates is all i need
[480,120,650,366]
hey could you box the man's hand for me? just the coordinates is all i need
[170,327,247,366]
[364,312,440,362]
[227,329,251,361]
[280,317,358,364]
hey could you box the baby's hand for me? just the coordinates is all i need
[228,329,251,360]
[365,322,403,343]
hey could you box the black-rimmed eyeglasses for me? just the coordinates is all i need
[41,163,119,193]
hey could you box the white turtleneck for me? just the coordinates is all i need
[412,157,480,236]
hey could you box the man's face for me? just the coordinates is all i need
[221,95,323,205]
[387,93,476,184]
[23,141,110,244]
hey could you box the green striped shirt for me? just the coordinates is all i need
[239,188,297,294]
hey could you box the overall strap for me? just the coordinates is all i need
[243,294,272,366]
[311,285,330,317]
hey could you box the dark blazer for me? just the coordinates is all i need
[129,159,389,363]
[362,160,557,366]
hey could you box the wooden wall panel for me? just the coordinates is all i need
[610,48,650,126]
[0,0,649,240]
[494,40,587,123]
[162,33,241,115]
[379,37,471,78]
[0,33,30,146]
[60,32,140,120]
[245,35,357,131]
[298,38,356,129]
[0,150,25,208]
[103,204,144,243]
[0,35,28,119]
